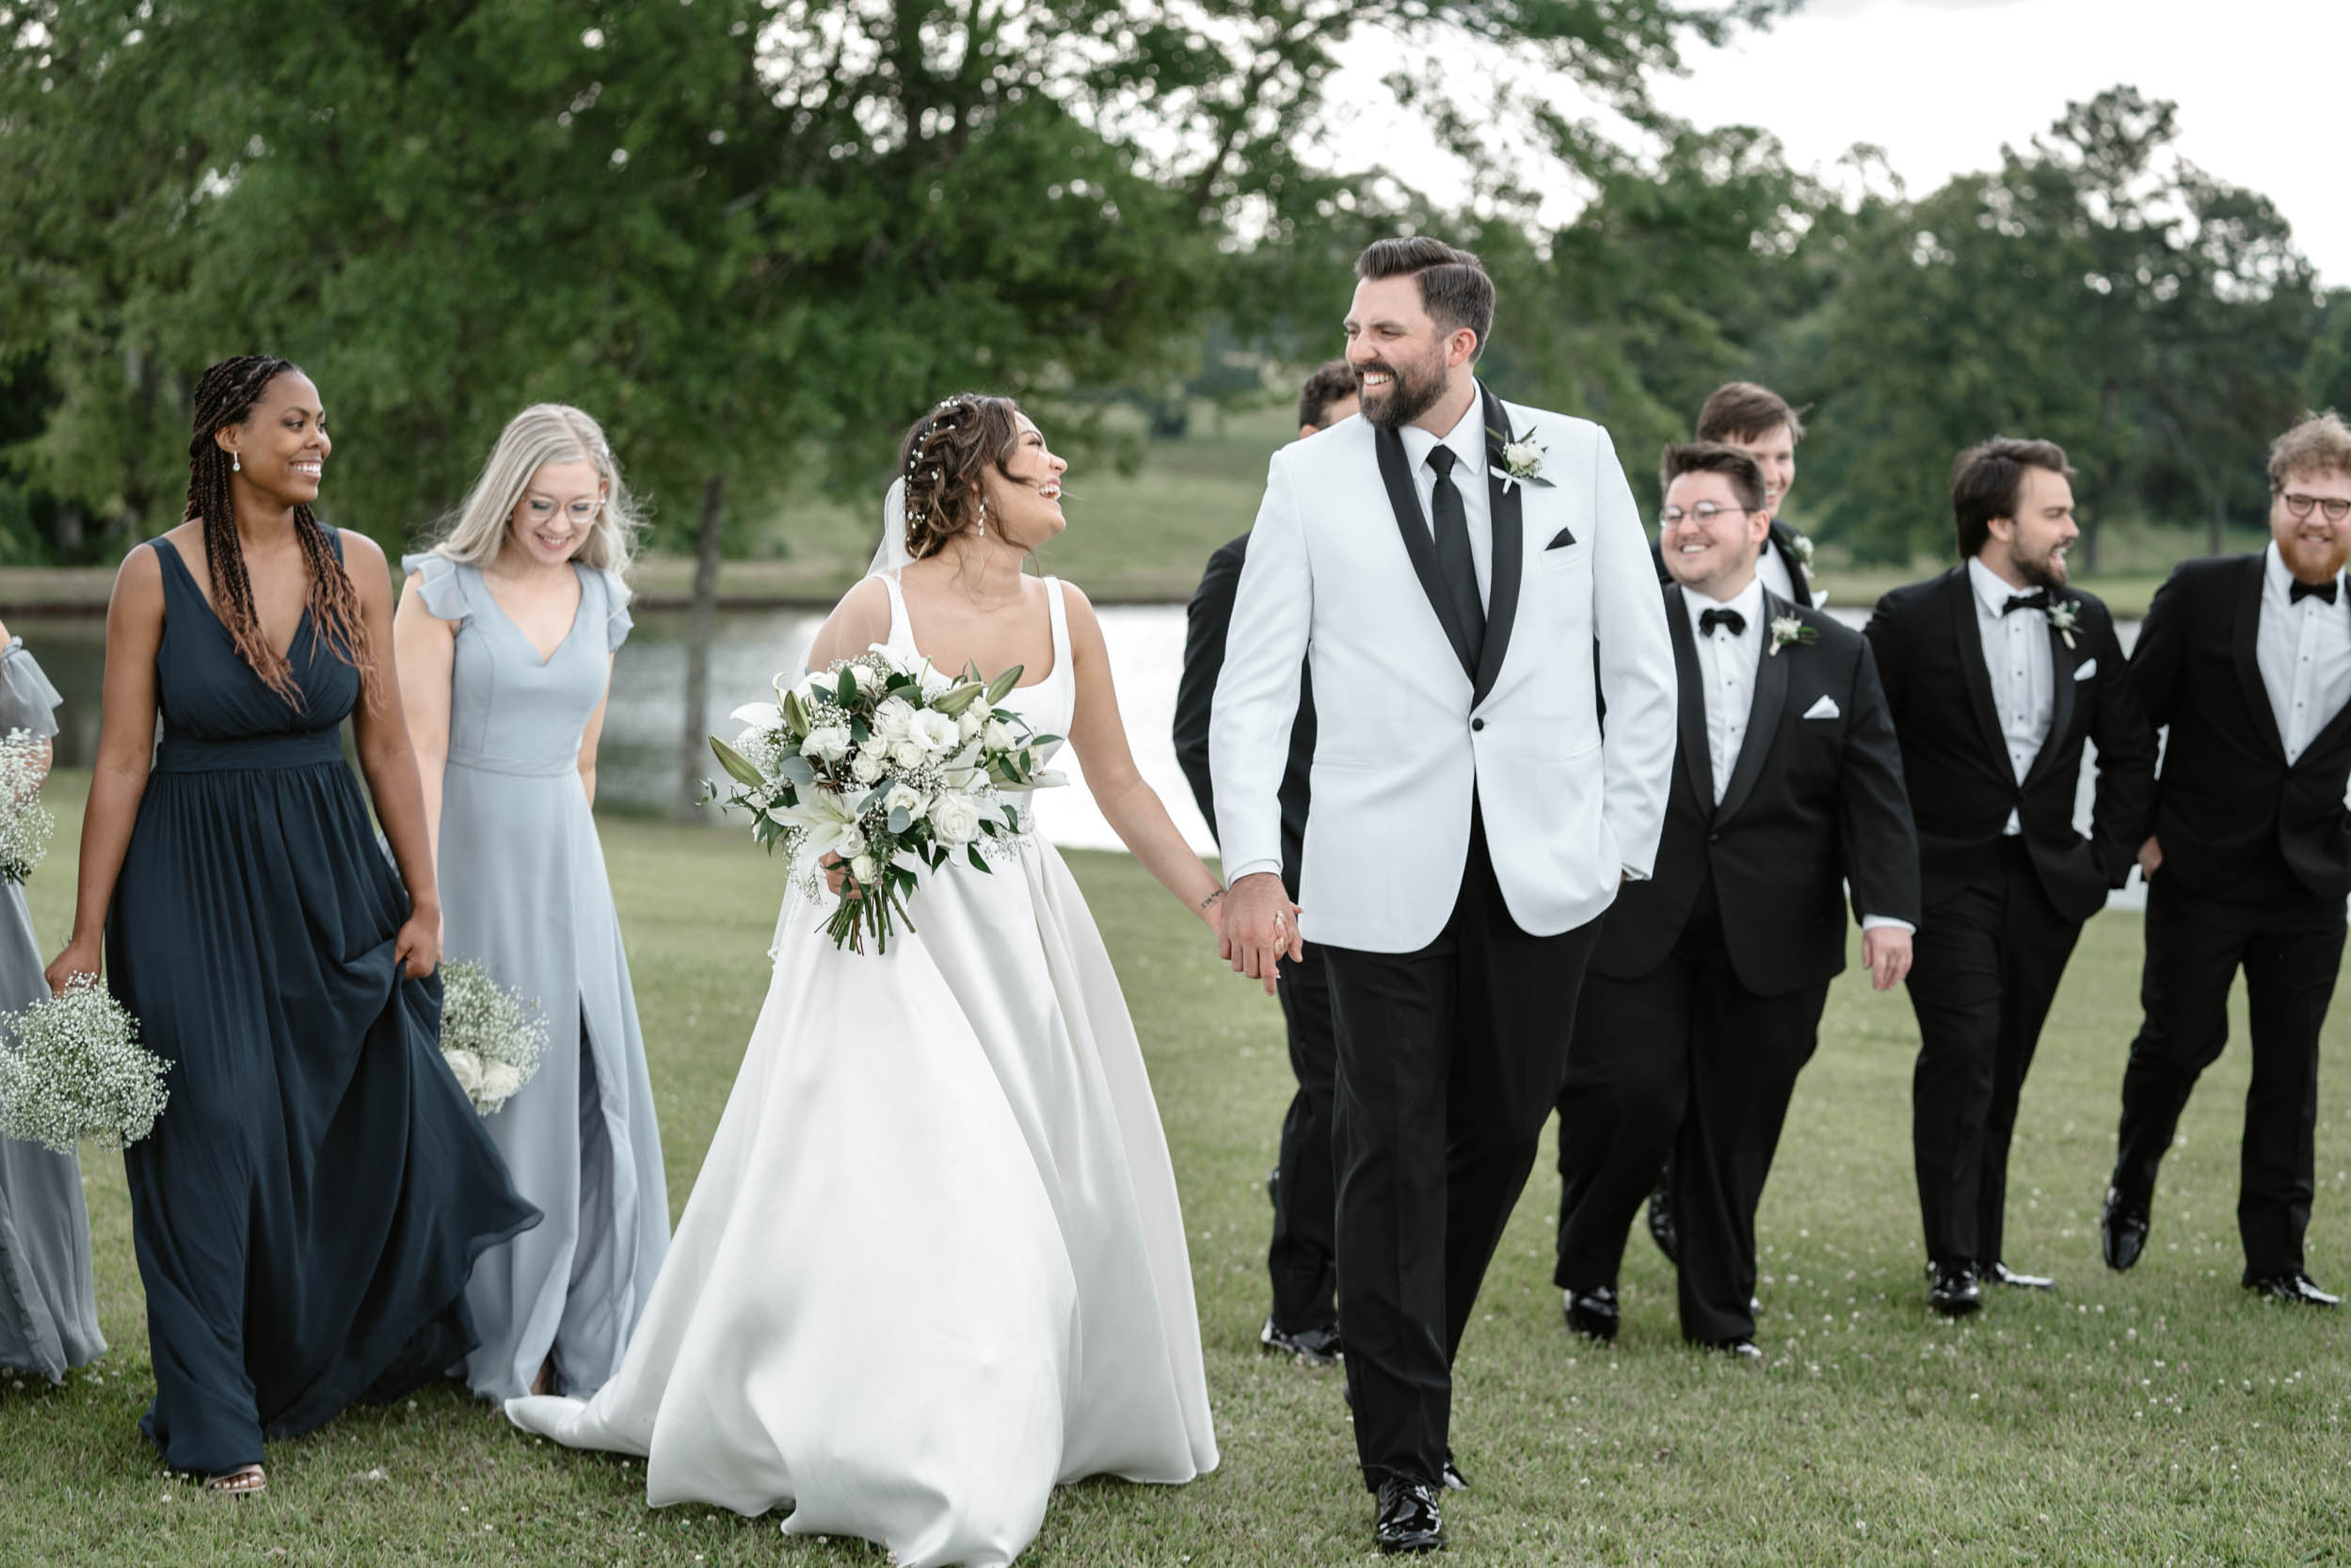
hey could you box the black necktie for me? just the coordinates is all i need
[1426,447,1484,664]
[2001,590,2050,616]
[2292,577,2339,605]
[1699,606,1746,638]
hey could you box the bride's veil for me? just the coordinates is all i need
[869,477,913,578]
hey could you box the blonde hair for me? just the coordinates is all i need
[2269,410,2351,492]
[429,404,644,585]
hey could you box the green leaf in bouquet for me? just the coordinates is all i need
[968,845,990,872]
[1030,734,1064,750]
[710,736,770,789]
[776,753,817,787]
[984,665,1025,705]
[888,806,910,835]
[933,680,987,716]
[850,716,871,744]
[836,668,857,707]
[781,686,809,737]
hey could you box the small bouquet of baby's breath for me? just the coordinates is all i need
[438,959,548,1116]
[0,728,54,884]
[0,975,169,1153]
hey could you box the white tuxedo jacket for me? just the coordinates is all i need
[1209,387,1676,953]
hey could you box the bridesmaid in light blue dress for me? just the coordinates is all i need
[0,623,105,1383]
[392,406,668,1402]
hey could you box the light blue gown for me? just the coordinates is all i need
[404,554,669,1402]
[0,637,105,1383]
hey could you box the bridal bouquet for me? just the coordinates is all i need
[439,960,548,1116]
[0,975,169,1153]
[708,647,1063,953]
[0,728,54,884]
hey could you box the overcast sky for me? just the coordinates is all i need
[1336,0,2351,286]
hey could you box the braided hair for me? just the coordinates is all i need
[184,356,376,709]
[895,393,1027,560]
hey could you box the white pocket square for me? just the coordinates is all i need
[2073,659,2097,681]
[1802,695,1840,720]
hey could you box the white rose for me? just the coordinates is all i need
[910,709,961,755]
[800,725,852,763]
[847,662,883,695]
[884,782,929,821]
[982,718,1015,752]
[928,792,983,845]
[443,1048,485,1096]
[851,748,888,784]
[957,708,984,742]
[480,1062,524,1104]
[890,737,928,771]
[872,696,918,743]
[837,826,868,859]
[850,853,879,883]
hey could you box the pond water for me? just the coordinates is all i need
[8,599,2153,909]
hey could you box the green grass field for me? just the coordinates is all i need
[6,770,2350,1565]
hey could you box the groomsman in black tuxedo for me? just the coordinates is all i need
[1642,380,1818,1264]
[1864,439,2157,1317]
[2102,413,2351,1308]
[1174,360,1360,1364]
[1555,443,1920,1355]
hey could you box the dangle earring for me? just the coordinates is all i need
[232,452,241,472]
[976,497,988,539]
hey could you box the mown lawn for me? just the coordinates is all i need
[5,769,2349,1565]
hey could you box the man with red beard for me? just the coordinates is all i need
[1863,440,2155,1317]
[2102,412,2351,1308]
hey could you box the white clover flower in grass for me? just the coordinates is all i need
[437,961,548,1117]
[0,975,168,1153]
[0,728,55,885]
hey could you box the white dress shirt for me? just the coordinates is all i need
[1968,556,2055,835]
[2255,541,2351,764]
[1683,577,1766,806]
[1753,533,1796,601]
[1398,402,1493,607]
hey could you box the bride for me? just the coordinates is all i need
[508,394,1281,1566]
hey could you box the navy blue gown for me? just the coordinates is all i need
[104,536,539,1475]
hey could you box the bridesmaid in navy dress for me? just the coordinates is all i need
[43,357,539,1495]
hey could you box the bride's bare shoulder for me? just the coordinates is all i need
[809,577,892,666]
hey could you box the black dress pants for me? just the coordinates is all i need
[1321,810,1602,1491]
[2111,878,2344,1281]
[1267,941,1339,1336]
[1554,884,1830,1343]
[1906,839,2082,1270]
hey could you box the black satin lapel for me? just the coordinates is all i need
[2234,555,2286,759]
[2023,611,2078,790]
[1773,522,1813,608]
[1472,384,1522,707]
[1665,586,1714,816]
[1375,423,1477,679]
[1716,593,1790,824]
[1949,568,2008,766]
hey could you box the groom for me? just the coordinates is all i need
[1212,237,1676,1552]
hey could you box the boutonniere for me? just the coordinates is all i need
[1786,529,1816,583]
[1768,615,1817,657]
[2045,598,2080,648]
[1486,423,1555,489]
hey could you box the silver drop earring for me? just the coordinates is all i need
[976,497,988,539]
[232,453,241,472]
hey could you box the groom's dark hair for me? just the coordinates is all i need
[1355,237,1493,362]
[1661,441,1767,515]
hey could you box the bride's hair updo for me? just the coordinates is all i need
[896,393,1027,560]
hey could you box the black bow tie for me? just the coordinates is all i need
[2000,590,2051,616]
[2292,577,2339,606]
[1699,606,1746,638]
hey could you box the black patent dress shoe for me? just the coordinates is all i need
[2247,1271,2342,1307]
[1927,1261,1982,1318]
[1562,1284,1620,1343]
[1375,1477,1444,1553]
[1441,1450,1469,1491]
[1261,1317,1342,1365]
[1645,1187,1680,1265]
[2102,1188,2151,1272]
[1982,1261,2059,1292]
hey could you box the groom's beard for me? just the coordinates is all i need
[2014,544,2069,591]
[1358,350,1447,431]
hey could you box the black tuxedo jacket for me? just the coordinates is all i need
[2130,554,2351,904]
[1863,566,2156,922]
[1592,586,1920,995]
[1175,532,1315,895]
[1650,520,1813,608]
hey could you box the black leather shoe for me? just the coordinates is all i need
[2102,1188,2150,1272]
[1562,1285,1620,1343]
[1927,1262,1982,1318]
[1982,1261,2058,1292]
[1261,1317,1342,1366]
[1645,1186,1679,1265]
[2247,1271,2341,1307]
[1375,1477,1444,1553]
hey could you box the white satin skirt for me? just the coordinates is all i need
[506,833,1218,1567]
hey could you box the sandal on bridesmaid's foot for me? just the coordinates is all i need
[203,1464,266,1497]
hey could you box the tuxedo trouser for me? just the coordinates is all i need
[1321,810,1602,1492]
[2111,879,2343,1281]
[1267,939,1339,1335]
[1553,879,1830,1343]
[1906,839,2082,1270]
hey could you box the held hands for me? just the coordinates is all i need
[1218,872,1305,997]
[2137,834,2162,882]
[43,938,101,998]
[1862,925,1912,991]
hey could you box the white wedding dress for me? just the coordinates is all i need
[507,571,1218,1567]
